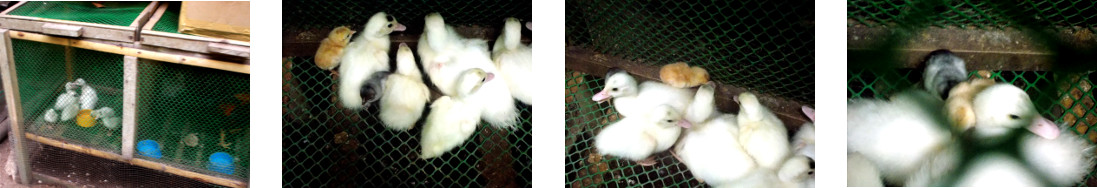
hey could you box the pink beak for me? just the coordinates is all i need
[394,23,407,31]
[484,73,495,82]
[591,89,611,103]
[678,120,692,129]
[1027,117,1061,139]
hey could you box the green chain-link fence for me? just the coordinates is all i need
[150,2,181,34]
[10,38,249,183]
[849,1,1097,186]
[848,0,1097,31]
[135,59,251,179]
[8,1,149,27]
[281,1,533,186]
[565,0,815,104]
[283,57,533,187]
[564,0,814,187]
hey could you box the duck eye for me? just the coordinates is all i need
[1009,114,1020,120]
[666,120,673,123]
[387,24,393,28]
[481,78,486,82]
[611,88,618,92]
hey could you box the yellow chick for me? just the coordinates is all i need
[75,109,95,128]
[314,26,356,70]
[659,62,710,88]
[945,78,996,132]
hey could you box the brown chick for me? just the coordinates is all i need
[659,62,710,88]
[314,26,356,70]
[945,78,996,132]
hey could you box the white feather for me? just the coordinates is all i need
[338,12,395,110]
[492,17,533,105]
[847,89,952,184]
[595,105,683,162]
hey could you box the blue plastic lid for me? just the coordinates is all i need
[208,152,234,175]
[136,140,161,159]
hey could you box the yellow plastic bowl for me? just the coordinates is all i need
[76,109,95,128]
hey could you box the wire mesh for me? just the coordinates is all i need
[135,60,250,179]
[7,1,149,27]
[848,0,1097,31]
[282,56,533,186]
[14,39,124,154]
[151,2,181,33]
[565,0,815,104]
[564,71,702,187]
[281,0,532,31]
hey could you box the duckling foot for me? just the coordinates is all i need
[636,157,657,166]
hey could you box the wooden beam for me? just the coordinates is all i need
[121,56,137,159]
[142,2,170,31]
[846,25,1097,71]
[564,46,811,127]
[282,26,532,57]
[0,28,29,184]
[40,23,82,37]
[140,30,250,56]
[0,15,136,42]
[9,31,249,74]
[130,1,161,41]
[24,133,247,188]
[0,1,27,16]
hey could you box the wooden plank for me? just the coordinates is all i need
[130,1,160,42]
[0,1,27,16]
[40,23,82,37]
[25,133,248,188]
[564,46,811,127]
[121,56,137,159]
[0,15,136,42]
[845,25,1092,71]
[0,28,29,184]
[208,42,250,58]
[9,31,250,74]
[142,2,170,31]
[140,31,251,57]
[130,1,159,28]
[282,26,532,57]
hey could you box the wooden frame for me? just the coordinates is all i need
[140,2,250,58]
[565,46,812,127]
[0,2,252,186]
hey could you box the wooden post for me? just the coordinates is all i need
[122,56,137,159]
[0,28,30,184]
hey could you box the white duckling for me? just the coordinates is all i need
[379,43,431,131]
[1019,124,1096,186]
[419,68,490,159]
[74,78,96,110]
[491,17,533,105]
[594,104,689,165]
[591,68,695,122]
[736,92,790,169]
[674,83,756,186]
[419,13,517,129]
[728,156,813,188]
[969,84,1061,141]
[953,153,1042,187]
[338,12,405,110]
[847,89,952,184]
[792,106,815,159]
[92,107,119,130]
[847,152,883,187]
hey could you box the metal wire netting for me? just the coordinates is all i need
[564,71,702,187]
[848,0,1097,31]
[282,57,533,187]
[281,0,532,31]
[847,69,1097,186]
[24,141,218,187]
[565,0,815,104]
[7,1,149,27]
[135,60,250,179]
[13,39,125,154]
[151,2,180,33]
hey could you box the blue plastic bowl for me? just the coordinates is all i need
[208,152,234,175]
[136,140,161,159]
